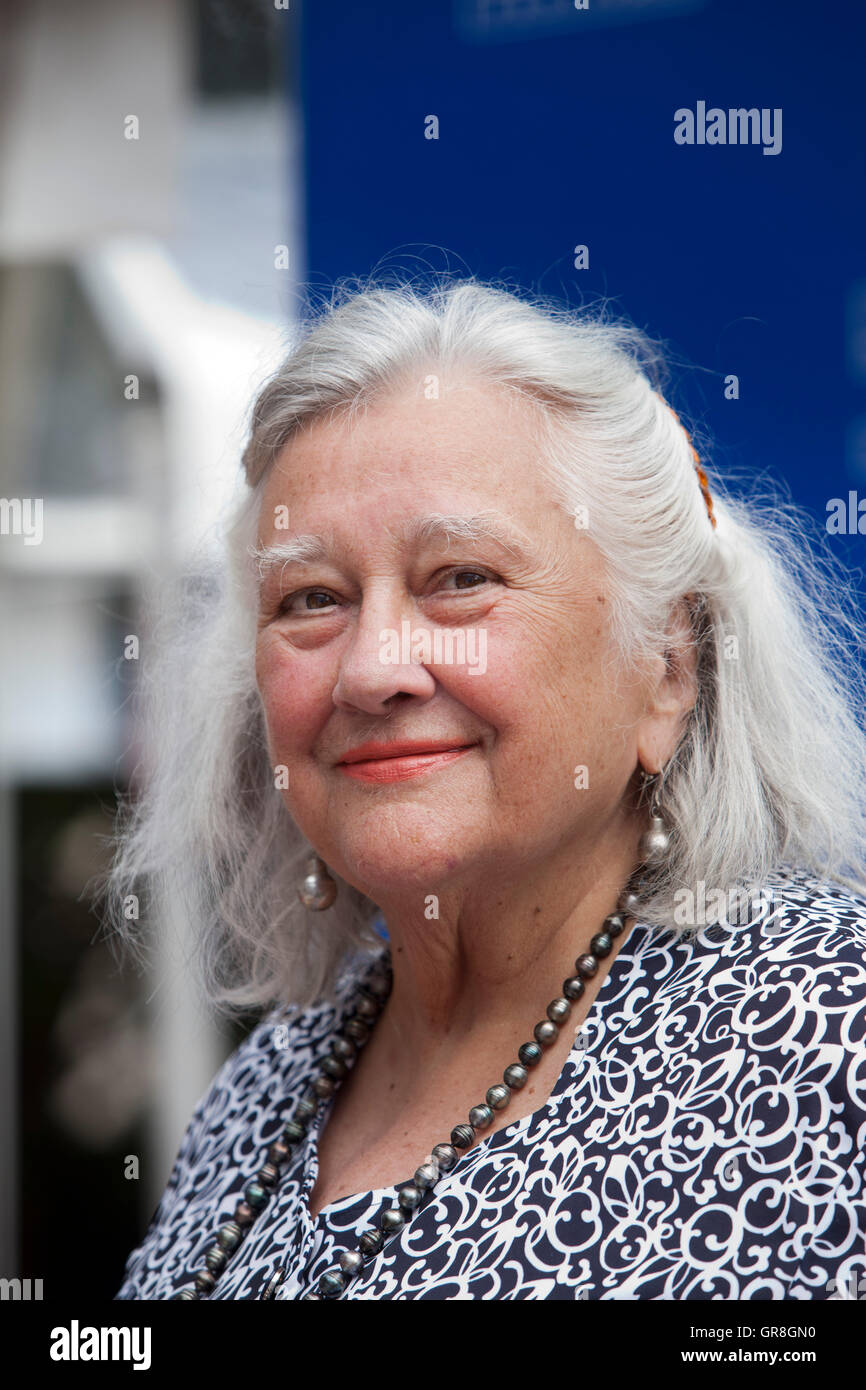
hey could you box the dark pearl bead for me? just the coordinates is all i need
[504,1063,528,1089]
[563,975,585,1001]
[319,1270,345,1298]
[321,1055,347,1081]
[205,1245,227,1273]
[195,1269,216,1293]
[380,1207,405,1234]
[173,1288,199,1300]
[486,1083,510,1110]
[295,1096,317,1123]
[353,995,379,1020]
[257,1163,279,1189]
[338,1250,364,1277]
[547,997,571,1024]
[414,1162,438,1189]
[268,1139,290,1165]
[431,1143,458,1172]
[234,1201,256,1227]
[331,1036,356,1061]
[575,953,599,979]
[469,1104,493,1129]
[283,1119,305,1143]
[534,1019,558,1046]
[590,930,613,958]
[451,1123,475,1149]
[217,1222,242,1252]
[365,970,391,999]
[604,912,626,938]
[397,1184,423,1212]
[518,1041,542,1067]
[243,1181,268,1210]
[344,1018,370,1044]
[313,1075,335,1099]
[359,1227,384,1256]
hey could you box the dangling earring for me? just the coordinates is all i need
[298,853,337,910]
[637,771,672,866]
[620,770,672,919]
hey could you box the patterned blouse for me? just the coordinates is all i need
[114,865,866,1300]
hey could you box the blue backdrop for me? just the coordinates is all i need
[296,0,866,582]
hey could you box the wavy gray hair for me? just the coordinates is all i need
[102,274,866,1019]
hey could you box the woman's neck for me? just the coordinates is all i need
[364,812,646,1084]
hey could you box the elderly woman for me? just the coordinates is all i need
[110,278,866,1301]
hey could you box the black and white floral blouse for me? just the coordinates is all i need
[114,866,866,1300]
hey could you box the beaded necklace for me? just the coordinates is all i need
[172,884,642,1300]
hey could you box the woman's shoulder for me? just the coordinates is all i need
[626,864,866,1068]
[621,864,866,1049]
[113,943,389,1298]
[715,863,866,958]
[764,862,866,933]
[641,862,866,963]
[209,941,390,1111]
[160,944,389,1191]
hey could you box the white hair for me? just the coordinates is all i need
[101,274,866,1019]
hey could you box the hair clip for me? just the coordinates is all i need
[662,400,717,530]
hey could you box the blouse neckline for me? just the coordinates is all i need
[302,915,656,1222]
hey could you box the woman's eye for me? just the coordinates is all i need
[279,589,338,615]
[437,569,492,592]
[275,569,494,617]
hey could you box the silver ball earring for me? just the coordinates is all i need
[298,853,337,911]
[637,773,672,866]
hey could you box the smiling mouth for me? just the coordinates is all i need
[337,744,479,783]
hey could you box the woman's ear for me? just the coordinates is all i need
[635,597,699,773]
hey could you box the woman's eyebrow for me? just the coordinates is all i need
[250,513,535,585]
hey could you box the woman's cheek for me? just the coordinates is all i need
[254,630,282,692]
[440,632,519,719]
[255,642,294,746]
[258,645,333,754]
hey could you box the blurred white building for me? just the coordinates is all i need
[0,0,301,1272]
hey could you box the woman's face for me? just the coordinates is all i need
[254,380,664,903]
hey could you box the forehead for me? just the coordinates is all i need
[257,381,553,529]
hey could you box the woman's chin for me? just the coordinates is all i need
[340,847,471,902]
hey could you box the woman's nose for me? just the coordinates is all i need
[331,583,437,715]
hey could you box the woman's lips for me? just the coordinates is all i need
[337,745,477,783]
